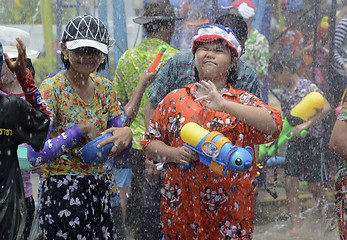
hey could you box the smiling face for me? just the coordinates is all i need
[61,43,106,75]
[194,40,234,83]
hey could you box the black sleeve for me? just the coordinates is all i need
[14,96,51,152]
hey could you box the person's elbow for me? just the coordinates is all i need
[328,137,337,153]
[268,122,281,136]
[323,99,332,116]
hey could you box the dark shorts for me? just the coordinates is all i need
[39,175,113,240]
[284,136,323,183]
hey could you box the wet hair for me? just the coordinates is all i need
[194,41,238,86]
[143,20,175,35]
[268,53,297,74]
[60,51,108,72]
[26,59,35,78]
[214,14,248,41]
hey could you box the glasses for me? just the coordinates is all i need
[72,47,104,56]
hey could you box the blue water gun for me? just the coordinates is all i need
[179,122,254,175]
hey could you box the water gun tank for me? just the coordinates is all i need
[290,92,324,121]
[180,122,253,175]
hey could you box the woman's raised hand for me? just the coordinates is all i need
[3,37,28,79]
[195,80,225,112]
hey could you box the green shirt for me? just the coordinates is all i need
[114,38,179,149]
[241,30,269,76]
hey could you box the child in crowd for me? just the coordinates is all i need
[142,24,282,239]
[268,53,332,236]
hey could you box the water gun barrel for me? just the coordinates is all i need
[266,117,307,157]
[258,144,268,160]
[148,45,167,72]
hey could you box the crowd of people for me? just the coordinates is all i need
[0,0,347,239]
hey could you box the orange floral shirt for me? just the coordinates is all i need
[280,27,304,56]
[141,83,282,239]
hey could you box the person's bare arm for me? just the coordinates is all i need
[329,120,347,161]
[144,100,157,129]
[195,80,279,135]
[124,66,161,127]
[143,140,198,166]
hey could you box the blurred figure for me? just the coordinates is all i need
[279,0,305,58]
[0,37,51,240]
[173,2,209,50]
[0,26,43,240]
[329,88,347,240]
[299,16,330,93]
[269,53,331,237]
[223,0,270,101]
[114,1,181,238]
[330,17,347,109]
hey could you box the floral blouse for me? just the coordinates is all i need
[141,83,282,239]
[39,73,122,177]
[241,30,270,77]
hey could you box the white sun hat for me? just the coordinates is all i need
[62,15,110,54]
[0,25,40,59]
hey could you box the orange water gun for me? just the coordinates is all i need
[148,45,167,72]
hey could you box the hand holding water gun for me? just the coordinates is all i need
[148,45,167,72]
[259,116,307,160]
[179,122,254,175]
[259,92,324,160]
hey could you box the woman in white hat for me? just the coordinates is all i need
[141,24,282,239]
[27,15,133,239]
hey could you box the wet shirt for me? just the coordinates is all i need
[39,73,122,177]
[241,30,270,76]
[114,38,179,149]
[141,83,282,239]
[280,78,325,138]
[280,27,304,56]
[335,88,347,194]
[0,88,33,198]
[333,18,347,76]
[0,94,50,240]
[148,48,260,108]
